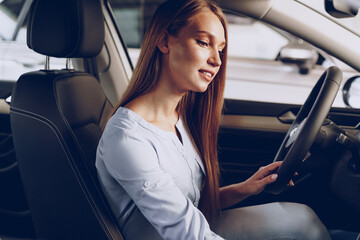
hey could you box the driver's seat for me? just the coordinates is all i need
[10,0,124,239]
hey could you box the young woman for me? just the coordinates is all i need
[96,0,331,239]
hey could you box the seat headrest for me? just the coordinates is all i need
[27,0,104,58]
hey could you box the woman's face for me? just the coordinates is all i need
[163,10,226,93]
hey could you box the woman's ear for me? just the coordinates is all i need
[157,31,170,54]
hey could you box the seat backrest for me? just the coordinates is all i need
[10,0,124,239]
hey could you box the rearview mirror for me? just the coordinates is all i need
[343,76,360,108]
[278,41,318,74]
[325,0,359,18]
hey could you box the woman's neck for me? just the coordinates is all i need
[125,78,185,133]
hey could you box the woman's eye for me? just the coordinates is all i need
[218,50,224,57]
[196,40,209,47]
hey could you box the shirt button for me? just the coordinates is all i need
[144,182,151,188]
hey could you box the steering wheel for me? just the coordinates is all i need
[267,66,342,194]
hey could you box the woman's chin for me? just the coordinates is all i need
[193,83,210,93]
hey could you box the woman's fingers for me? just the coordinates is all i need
[287,179,295,187]
[249,162,297,194]
[259,173,278,186]
[254,161,282,179]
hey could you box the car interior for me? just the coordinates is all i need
[0,0,359,239]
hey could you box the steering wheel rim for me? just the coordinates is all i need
[267,66,342,194]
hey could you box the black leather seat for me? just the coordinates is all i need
[10,0,124,239]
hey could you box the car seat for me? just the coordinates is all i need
[10,0,124,239]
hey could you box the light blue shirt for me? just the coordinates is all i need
[96,107,223,240]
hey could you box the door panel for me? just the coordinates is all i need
[219,99,360,185]
[219,99,296,185]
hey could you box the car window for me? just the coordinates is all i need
[226,14,289,60]
[299,0,360,36]
[220,13,349,107]
[0,0,23,41]
[108,0,159,49]
[108,0,353,108]
[112,7,141,48]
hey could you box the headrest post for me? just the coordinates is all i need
[66,58,71,70]
[45,56,50,70]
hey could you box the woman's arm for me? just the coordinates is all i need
[219,161,282,210]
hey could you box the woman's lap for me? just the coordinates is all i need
[212,202,331,240]
[124,201,359,240]
[328,229,360,240]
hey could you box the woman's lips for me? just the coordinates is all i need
[199,69,214,82]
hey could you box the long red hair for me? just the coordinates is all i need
[112,0,228,220]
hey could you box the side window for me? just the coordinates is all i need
[224,14,349,107]
[112,7,142,48]
[0,0,23,41]
[0,0,28,43]
[227,14,289,60]
[108,0,162,64]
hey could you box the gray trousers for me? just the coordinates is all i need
[123,202,331,240]
[212,202,331,240]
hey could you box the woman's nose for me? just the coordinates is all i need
[208,49,222,67]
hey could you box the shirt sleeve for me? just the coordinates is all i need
[99,128,223,240]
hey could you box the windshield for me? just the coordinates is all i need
[298,0,360,36]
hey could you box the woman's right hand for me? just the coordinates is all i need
[220,161,283,209]
[241,161,282,196]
